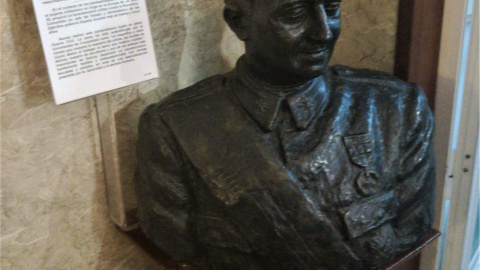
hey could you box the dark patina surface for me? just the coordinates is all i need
[136,1,435,269]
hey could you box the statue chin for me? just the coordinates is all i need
[297,65,329,80]
[290,57,332,82]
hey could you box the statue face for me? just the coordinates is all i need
[245,0,341,83]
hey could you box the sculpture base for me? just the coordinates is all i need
[377,230,441,270]
[124,228,440,270]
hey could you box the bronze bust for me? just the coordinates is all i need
[136,0,435,269]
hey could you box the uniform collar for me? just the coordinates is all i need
[233,57,331,131]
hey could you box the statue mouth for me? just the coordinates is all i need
[302,44,328,54]
[298,46,329,62]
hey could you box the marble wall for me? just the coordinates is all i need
[1,0,164,269]
[330,0,399,72]
[1,0,399,269]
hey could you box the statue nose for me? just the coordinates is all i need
[309,5,333,41]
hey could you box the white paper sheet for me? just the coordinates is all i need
[32,0,159,104]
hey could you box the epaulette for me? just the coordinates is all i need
[331,65,405,88]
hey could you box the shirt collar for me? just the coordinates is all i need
[232,57,331,131]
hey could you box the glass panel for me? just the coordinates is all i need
[467,138,479,270]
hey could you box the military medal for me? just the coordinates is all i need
[355,170,379,196]
[343,134,379,197]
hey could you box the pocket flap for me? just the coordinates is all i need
[340,191,398,238]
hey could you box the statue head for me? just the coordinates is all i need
[224,0,342,85]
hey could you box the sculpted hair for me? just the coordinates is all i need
[224,0,254,10]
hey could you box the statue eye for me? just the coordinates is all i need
[324,2,341,17]
[280,6,308,24]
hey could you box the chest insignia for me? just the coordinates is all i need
[343,134,373,167]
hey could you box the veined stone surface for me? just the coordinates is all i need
[1,0,163,269]
[1,0,399,268]
[330,0,400,72]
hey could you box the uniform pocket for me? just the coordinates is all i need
[340,190,399,238]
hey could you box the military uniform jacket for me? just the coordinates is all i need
[136,64,435,270]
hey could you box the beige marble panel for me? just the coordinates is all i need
[1,0,164,269]
[331,0,400,73]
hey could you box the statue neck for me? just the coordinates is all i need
[237,56,317,96]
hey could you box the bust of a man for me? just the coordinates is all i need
[136,1,435,269]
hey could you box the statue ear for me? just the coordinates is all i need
[224,7,250,41]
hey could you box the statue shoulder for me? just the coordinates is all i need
[157,74,226,110]
[330,65,432,118]
[331,65,406,89]
[139,74,230,129]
